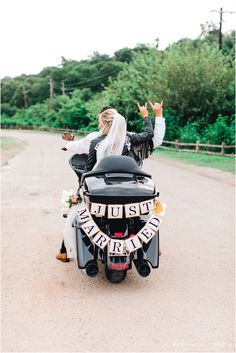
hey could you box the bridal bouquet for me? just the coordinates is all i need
[61,189,77,215]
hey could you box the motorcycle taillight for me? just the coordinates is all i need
[109,263,129,270]
[107,255,130,270]
[114,232,123,238]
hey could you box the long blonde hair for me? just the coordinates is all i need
[96,109,127,167]
[98,108,117,135]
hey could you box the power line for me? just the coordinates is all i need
[51,68,122,90]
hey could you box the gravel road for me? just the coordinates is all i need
[1,130,235,352]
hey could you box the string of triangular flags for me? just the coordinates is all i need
[77,198,167,255]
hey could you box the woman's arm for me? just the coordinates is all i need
[64,131,99,154]
[153,117,166,147]
[148,100,166,147]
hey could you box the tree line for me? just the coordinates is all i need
[1,30,235,146]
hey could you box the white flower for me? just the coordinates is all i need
[60,189,76,213]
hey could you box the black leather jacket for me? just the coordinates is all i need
[84,116,154,172]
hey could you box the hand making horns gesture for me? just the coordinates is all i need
[137,101,148,118]
[148,100,163,117]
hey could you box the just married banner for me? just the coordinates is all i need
[77,199,167,255]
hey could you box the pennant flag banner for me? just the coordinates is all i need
[90,199,157,219]
[93,231,110,249]
[77,199,167,255]
[125,236,142,253]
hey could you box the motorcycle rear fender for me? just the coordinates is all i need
[75,227,95,269]
[74,217,103,269]
[132,232,160,268]
[143,232,160,268]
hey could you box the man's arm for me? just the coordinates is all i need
[128,102,154,145]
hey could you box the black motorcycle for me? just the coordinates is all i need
[69,153,162,284]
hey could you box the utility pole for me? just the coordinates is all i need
[61,82,65,96]
[50,79,54,110]
[219,7,223,50]
[211,7,235,50]
[22,87,28,108]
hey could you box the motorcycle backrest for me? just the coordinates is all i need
[69,153,88,179]
[81,155,151,182]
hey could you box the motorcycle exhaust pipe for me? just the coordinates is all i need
[85,260,99,277]
[134,260,151,277]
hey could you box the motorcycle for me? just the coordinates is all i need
[68,152,164,284]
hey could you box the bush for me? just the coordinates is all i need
[179,123,201,143]
[56,94,90,129]
[1,114,17,127]
[1,103,18,117]
[14,104,48,126]
[201,115,235,145]
[162,110,180,141]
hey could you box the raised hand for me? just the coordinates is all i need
[148,100,163,117]
[137,102,148,118]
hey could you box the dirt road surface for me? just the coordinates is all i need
[1,130,235,352]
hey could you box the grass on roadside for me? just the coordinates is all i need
[1,136,26,150]
[1,136,27,166]
[154,148,235,174]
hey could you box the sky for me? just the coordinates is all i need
[1,0,235,79]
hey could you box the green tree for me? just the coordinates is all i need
[114,48,134,63]
[104,40,234,131]
[1,78,22,107]
[55,92,90,129]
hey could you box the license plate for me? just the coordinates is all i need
[108,252,128,257]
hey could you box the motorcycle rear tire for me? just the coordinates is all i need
[105,268,127,284]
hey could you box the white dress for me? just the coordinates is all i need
[63,204,81,259]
